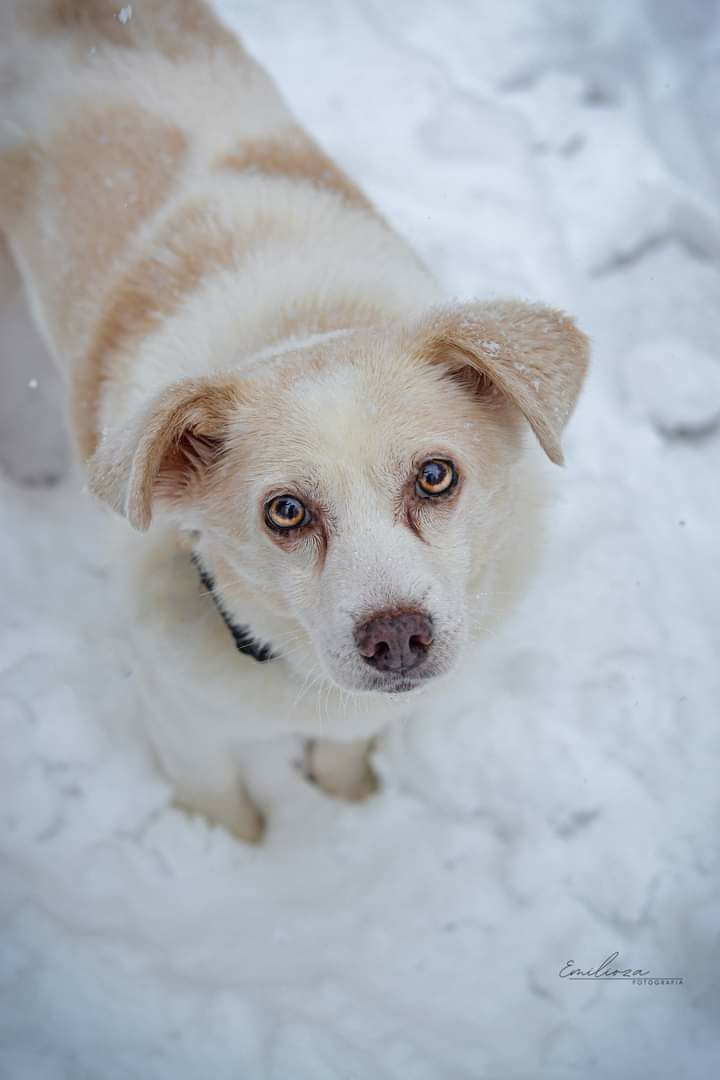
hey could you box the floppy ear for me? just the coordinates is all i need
[87,376,242,530]
[415,300,590,464]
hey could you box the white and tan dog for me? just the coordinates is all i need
[0,0,589,840]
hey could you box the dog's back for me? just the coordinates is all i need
[0,1,253,363]
[0,0,435,457]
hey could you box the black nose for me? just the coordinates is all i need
[355,609,433,673]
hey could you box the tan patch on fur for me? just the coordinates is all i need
[217,132,374,210]
[0,145,39,225]
[49,106,187,314]
[47,0,137,46]
[265,299,386,355]
[413,301,590,464]
[73,204,242,458]
[46,0,240,58]
[148,0,241,58]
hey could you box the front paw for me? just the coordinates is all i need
[302,738,379,802]
[172,787,265,844]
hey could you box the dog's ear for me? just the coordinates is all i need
[88,376,242,530]
[414,301,590,464]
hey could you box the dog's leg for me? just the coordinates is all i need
[304,737,378,801]
[171,772,264,844]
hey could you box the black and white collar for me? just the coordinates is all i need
[192,554,277,663]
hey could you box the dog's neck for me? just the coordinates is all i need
[191,553,277,664]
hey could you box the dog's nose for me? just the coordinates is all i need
[355,609,433,673]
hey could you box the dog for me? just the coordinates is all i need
[0,0,589,841]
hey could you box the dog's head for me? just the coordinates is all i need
[90,301,588,694]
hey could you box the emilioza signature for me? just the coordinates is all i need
[558,952,649,979]
[558,951,684,985]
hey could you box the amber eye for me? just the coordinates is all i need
[265,494,310,531]
[416,459,457,498]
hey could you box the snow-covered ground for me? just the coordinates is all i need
[2,1,719,1076]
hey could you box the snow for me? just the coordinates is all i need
[2,1,720,1076]
[620,339,720,438]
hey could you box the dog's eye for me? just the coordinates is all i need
[265,495,310,530]
[416,459,457,498]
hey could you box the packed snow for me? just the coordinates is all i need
[1,1,719,1077]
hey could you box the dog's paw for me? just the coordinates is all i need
[302,737,379,802]
[226,802,266,844]
[318,762,379,802]
[172,786,265,844]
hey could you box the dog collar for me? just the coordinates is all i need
[192,555,277,663]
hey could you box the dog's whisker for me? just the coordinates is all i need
[469,624,500,640]
[292,666,326,709]
[471,590,521,598]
